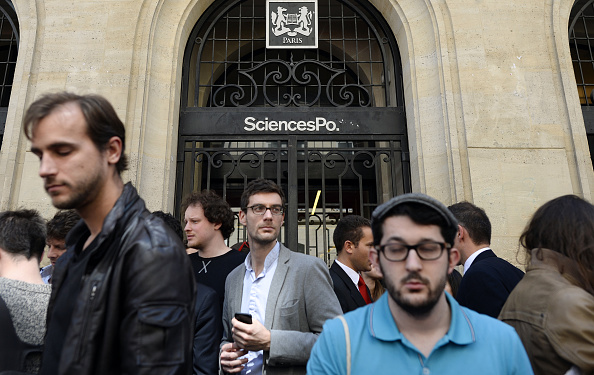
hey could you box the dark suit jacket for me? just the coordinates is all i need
[329,260,369,314]
[193,283,221,375]
[456,249,524,318]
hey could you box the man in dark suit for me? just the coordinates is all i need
[448,202,524,318]
[330,215,375,313]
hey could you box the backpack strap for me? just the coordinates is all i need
[0,294,43,374]
[337,315,351,375]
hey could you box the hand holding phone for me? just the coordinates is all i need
[232,312,271,351]
[235,312,252,324]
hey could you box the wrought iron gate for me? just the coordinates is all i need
[177,133,409,260]
[177,0,410,261]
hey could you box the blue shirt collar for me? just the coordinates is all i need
[245,241,280,276]
[369,291,475,346]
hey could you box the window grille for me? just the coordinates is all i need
[569,0,594,166]
[0,0,18,145]
[182,0,403,109]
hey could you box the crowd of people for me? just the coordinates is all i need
[0,91,592,375]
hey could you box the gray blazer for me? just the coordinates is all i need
[221,244,342,375]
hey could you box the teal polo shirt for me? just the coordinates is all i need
[307,292,533,375]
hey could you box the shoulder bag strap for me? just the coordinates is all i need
[337,315,351,375]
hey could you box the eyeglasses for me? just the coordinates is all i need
[245,204,284,216]
[375,241,449,262]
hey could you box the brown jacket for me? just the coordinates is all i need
[499,248,594,375]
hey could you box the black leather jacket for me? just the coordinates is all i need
[46,183,196,375]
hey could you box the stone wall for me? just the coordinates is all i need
[0,0,590,264]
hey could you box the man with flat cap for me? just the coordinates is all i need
[307,193,533,374]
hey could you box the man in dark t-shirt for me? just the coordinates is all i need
[183,190,246,312]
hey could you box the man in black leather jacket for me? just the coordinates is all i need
[24,92,196,375]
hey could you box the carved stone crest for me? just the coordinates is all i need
[267,0,318,49]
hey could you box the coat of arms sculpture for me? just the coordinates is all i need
[267,0,318,48]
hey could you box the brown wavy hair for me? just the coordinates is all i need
[24,92,128,174]
[182,190,235,239]
[47,210,80,242]
[520,194,594,294]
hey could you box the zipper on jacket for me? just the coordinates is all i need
[73,281,99,362]
[90,284,97,300]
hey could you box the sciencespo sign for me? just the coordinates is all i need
[244,116,340,132]
[179,108,404,136]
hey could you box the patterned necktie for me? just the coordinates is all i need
[358,275,372,304]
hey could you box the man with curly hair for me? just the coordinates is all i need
[183,190,246,312]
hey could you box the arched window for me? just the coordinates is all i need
[178,0,409,257]
[570,0,594,165]
[182,0,403,109]
[0,0,18,147]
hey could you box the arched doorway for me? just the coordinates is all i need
[177,0,409,259]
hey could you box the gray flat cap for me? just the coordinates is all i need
[371,193,458,232]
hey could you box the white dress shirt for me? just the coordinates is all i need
[335,259,360,287]
[240,242,280,375]
[463,247,491,275]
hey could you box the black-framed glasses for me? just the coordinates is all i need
[375,241,449,262]
[245,204,284,216]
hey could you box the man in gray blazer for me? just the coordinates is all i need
[220,179,341,374]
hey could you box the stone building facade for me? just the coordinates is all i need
[0,0,591,262]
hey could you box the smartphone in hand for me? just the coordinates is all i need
[235,312,253,324]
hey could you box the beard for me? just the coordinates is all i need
[186,238,200,249]
[249,231,278,247]
[379,260,447,318]
[46,168,105,210]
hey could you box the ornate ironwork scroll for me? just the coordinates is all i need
[176,136,410,262]
[212,58,371,107]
